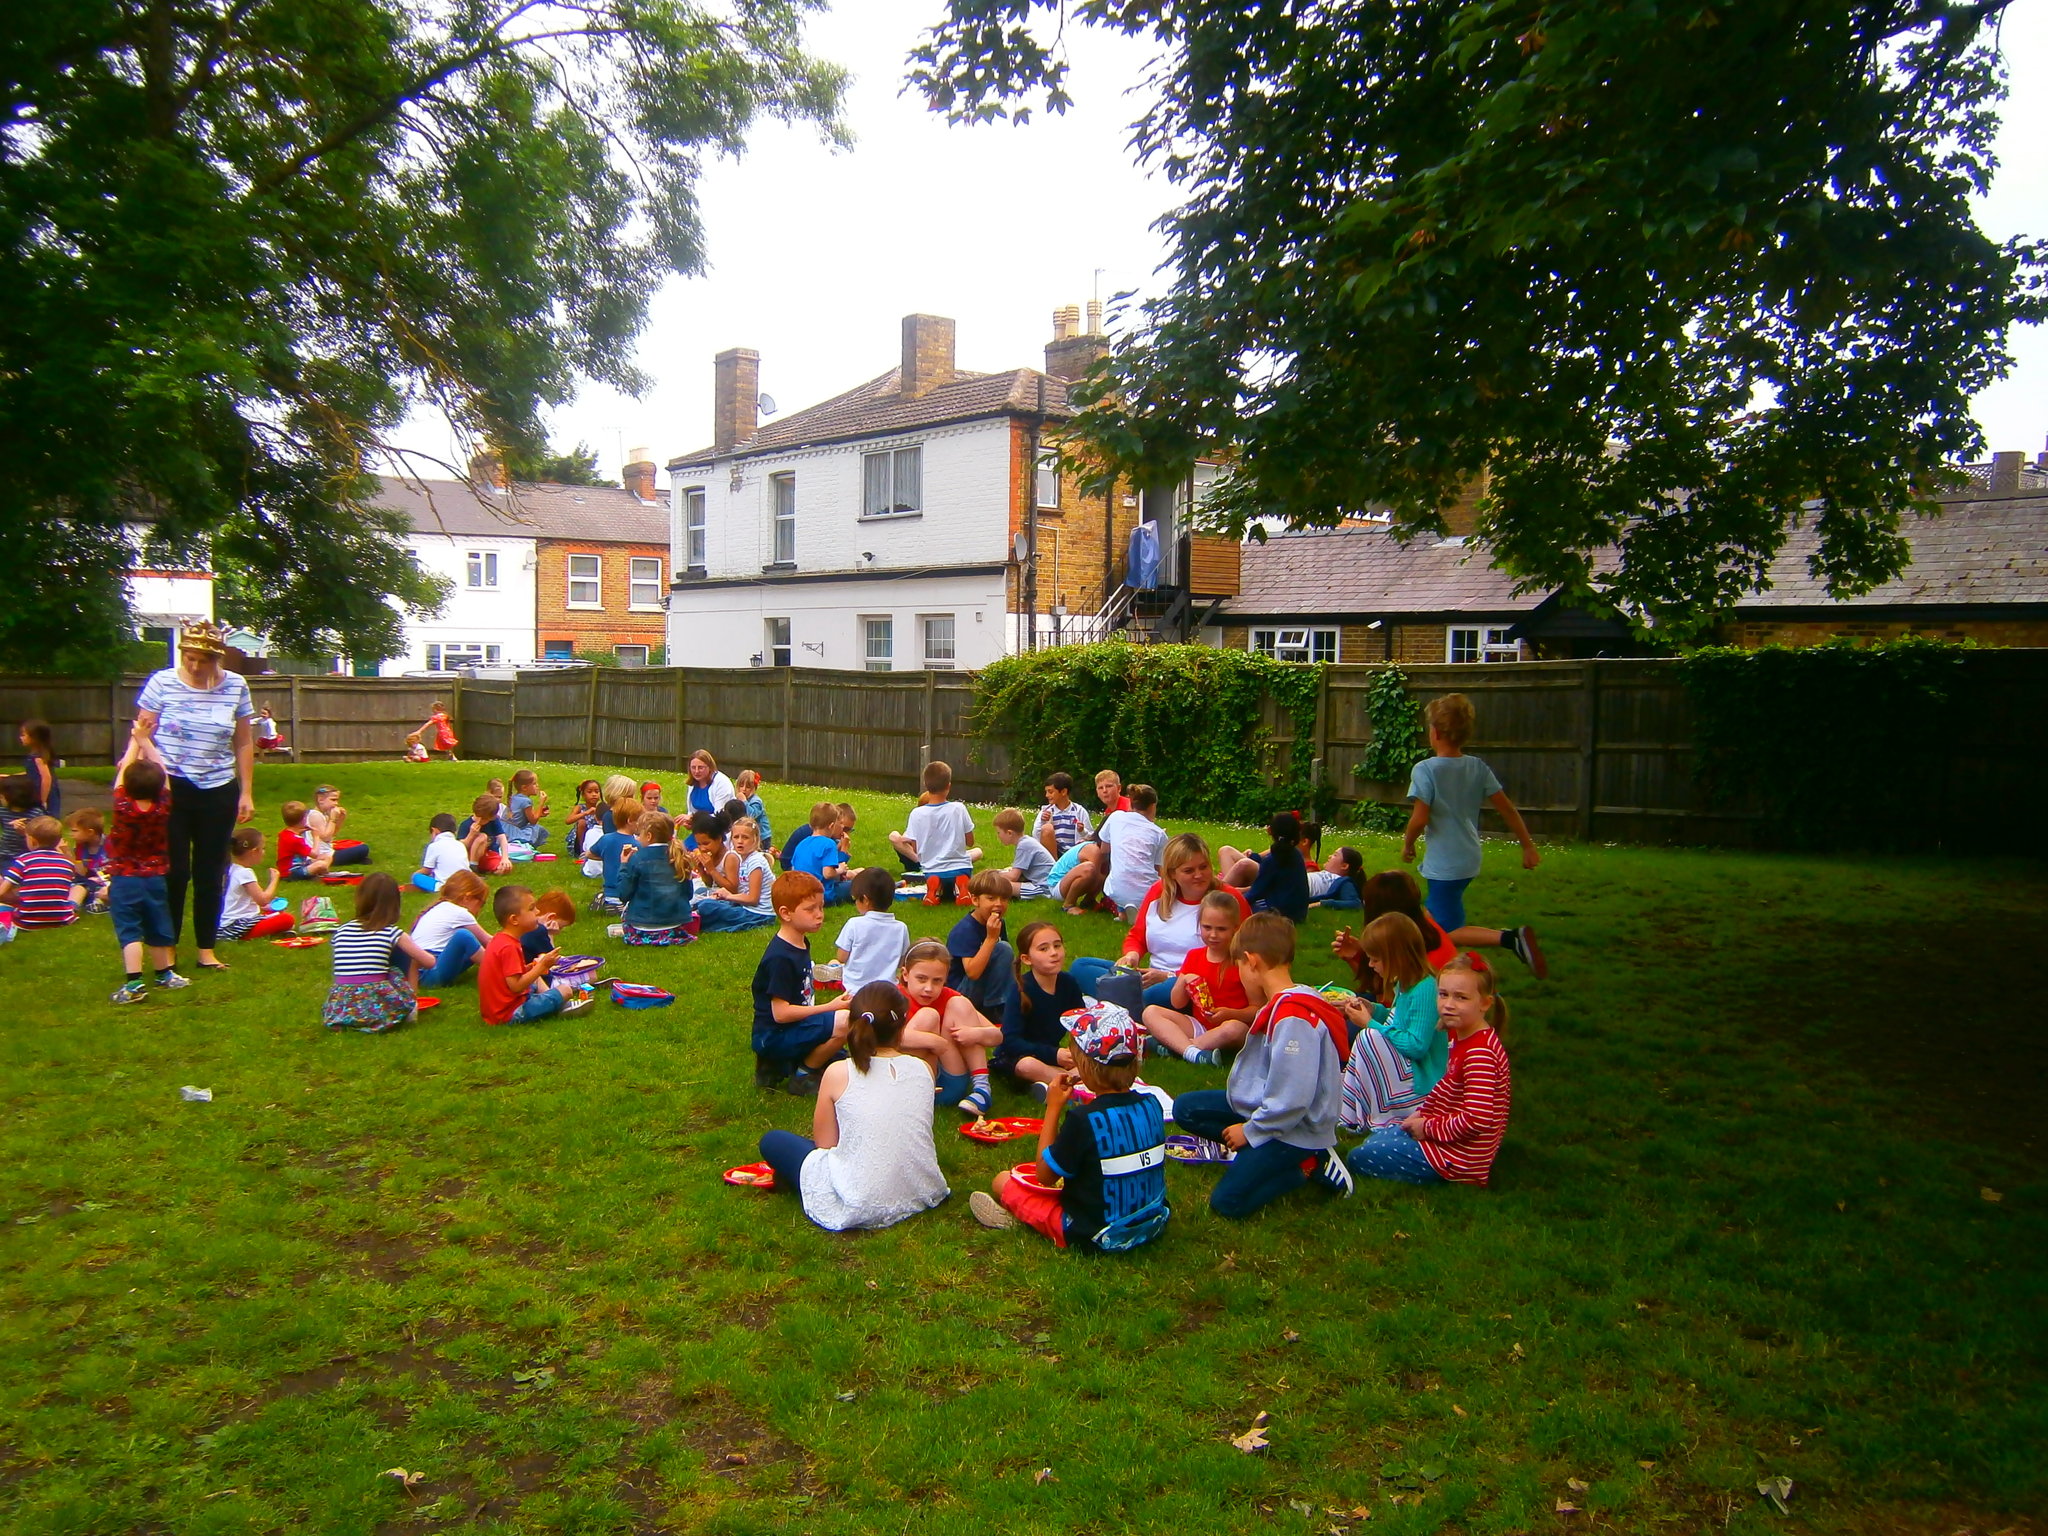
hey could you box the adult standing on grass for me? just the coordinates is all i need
[130,621,255,972]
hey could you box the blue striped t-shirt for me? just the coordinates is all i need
[137,669,254,790]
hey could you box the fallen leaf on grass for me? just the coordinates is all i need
[1283,1328,1301,1343]
[1392,1231,1410,1240]
[1556,1500,1580,1515]
[1511,1342,1527,1359]
[381,1468,425,1489]
[1980,1188,2003,1203]
[1033,1466,1055,1485]
[721,1452,749,1467]
[511,1366,556,1391]
[1568,1477,1589,1492]
[1638,1461,1658,1471]
[203,1488,239,1499]
[1757,1475,1794,1514]
[1232,1411,1272,1453]
[834,1391,857,1402]
[1451,1403,1468,1417]
[1290,1499,1314,1516]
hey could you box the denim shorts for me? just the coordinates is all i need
[110,875,174,947]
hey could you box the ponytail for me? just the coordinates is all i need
[1268,811,1304,864]
[845,981,907,1074]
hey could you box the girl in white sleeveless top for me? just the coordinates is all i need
[756,981,950,1231]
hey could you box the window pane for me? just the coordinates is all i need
[629,557,661,607]
[1249,630,1276,658]
[568,553,601,606]
[685,489,706,567]
[615,645,648,667]
[893,448,921,512]
[1035,450,1059,509]
[485,645,501,664]
[863,453,890,517]
[426,644,441,670]
[772,474,796,564]
[1449,627,1480,663]
[543,641,573,660]
[922,615,956,666]
[483,552,497,586]
[1312,630,1338,663]
[864,616,892,671]
[766,617,791,668]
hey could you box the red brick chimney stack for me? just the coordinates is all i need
[622,448,657,502]
[714,347,760,453]
[900,314,956,400]
[469,449,509,490]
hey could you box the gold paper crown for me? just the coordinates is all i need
[177,620,232,657]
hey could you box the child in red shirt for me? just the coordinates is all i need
[275,800,331,880]
[479,884,585,1025]
[1140,889,1257,1066]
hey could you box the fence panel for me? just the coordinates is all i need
[458,681,516,761]
[678,668,784,782]
[286,678,446,760]
[787,672,929,794]
[932,676,1010,800]
[594,669,682,769]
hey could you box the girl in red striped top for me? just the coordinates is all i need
[1344,952,1511,1187]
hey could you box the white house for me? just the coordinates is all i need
[666,314,1076,672]
[370,476,540,674]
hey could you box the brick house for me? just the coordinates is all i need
[528,466,671,665]
[663,308,1237,672]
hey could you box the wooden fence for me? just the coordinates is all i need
[6,651,2041,850]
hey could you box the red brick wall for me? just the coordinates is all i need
[536,539,668,658]
[1006,420,1146,619]
[1719,616,2048,649]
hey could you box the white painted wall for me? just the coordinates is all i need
[126,573,214,626]
[379,531,538,675]
[668,417,1017,671]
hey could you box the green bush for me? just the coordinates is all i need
[1675,636,1969,851]
[970,643,1328,824]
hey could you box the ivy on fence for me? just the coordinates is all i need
[1674,636,1970,852]
[970,643,1327,825]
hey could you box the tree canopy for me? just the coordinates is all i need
[521,442,618,488]
[2,0,843,671]
[914,0,2045,635]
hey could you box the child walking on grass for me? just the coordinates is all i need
[752,871,852,1095]
[107,745,184,1003]
[1141,889,1256,1066]
[1346,953,1511,1187]
[832,866,909,992]
[1336,913,1445,1132]
[998,920,1086,1097]
[322,874,435,1033]
[1170,913,1354,1218]
[756,981,951,1232]
[970,1002,1170,1253]
[606,812,699,946]
[1404,694,1547,977]
[217,828,294,941]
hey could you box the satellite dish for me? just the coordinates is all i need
[757,393,778,416]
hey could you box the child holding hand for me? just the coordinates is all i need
[1171,913,1354,1217]
[1336,912,1445,1132]
[1346,953,1512,1186]
[106,743,184,1003]
[1141,889,1257,1066]
[752,871,851,1095]
[755,981,950,1231]
[970,1002,1170,1253]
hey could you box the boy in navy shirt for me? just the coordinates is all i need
[751,871,849,1094]
[943,869,1016,1113]
[971,1002,1169,1252]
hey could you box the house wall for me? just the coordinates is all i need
[1718,615,2048,649]
[383,531,537,675]
[1218,621,1530,664]
[667,571,1010,672]
[668,418,1015,672]
[537,538,667,661]
[1003,421,1147,621]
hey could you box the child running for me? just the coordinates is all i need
[751,871,851,1094]
[607,812,699,946]
[322,874,434,1033]
[1336,913,1446,1132]
[1346,953,1512,1186]
[998,920,1086,1097]
[1170,913,1354,1217]
[970,1002,1170,1253]
[755,981,952,1231]
[412,701,459,759]
[217,828,294,940]
[1141,889,1256,1066]
[832,866,910,993]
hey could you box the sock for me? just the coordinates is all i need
[972,1071,990,1094]
[1183,1046,1206,1064]
[125,972,142,986]
[155,966,175,982]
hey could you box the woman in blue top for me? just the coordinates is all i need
[680,749,736,849]
[131,622,255,969]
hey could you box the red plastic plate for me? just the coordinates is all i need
[273,935,326,948]
[958,1116,1042,1144]
[723,1162,776,1190]
[415,996,441,1010]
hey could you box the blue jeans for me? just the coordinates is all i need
[1346,1127,1444,1186]
[1424,877,1472,934]
[1071,957,1176,1013]
[418,927,484,988]
[331,843,372,866]
[956,940,1018,1021]
[510,988,565,1024]
[693,901,775,933]
[759,1129,815,1193]
[1174,1089,1323,1219]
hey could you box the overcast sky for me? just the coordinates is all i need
[388,1,2048,482]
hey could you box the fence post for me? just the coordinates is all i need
[584,668,600,764]
[920,670,937,772]
[1312,665,1332,802]
[289,675,303,760]
[108,679,124,766]
[450,675,464,750]
[780,669,793,781]
[1578,661,1601,842]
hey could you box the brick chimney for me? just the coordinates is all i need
[1440,470,1488,539]
[469,449,508,490]
[1044,303,1108,384]
[622,447,657,502]
[900,314,956,400]
[713,347,759,453]
[1989,450,2023,494]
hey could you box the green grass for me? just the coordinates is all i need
[2,760,2043,1536]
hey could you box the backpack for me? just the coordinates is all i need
[297,896,339,933]
[1252,985,1353,1056]
[1092,1194,1171,1253]
[609,981,674,1009]
[1087,966,1146,1017]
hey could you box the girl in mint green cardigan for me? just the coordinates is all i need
[1338,913,1447,1131]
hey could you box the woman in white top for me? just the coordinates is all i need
[1071,832,1251,1012]
[756,982,950,1231]
[694,816,777,931]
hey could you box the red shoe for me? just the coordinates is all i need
[923,876,943,906]
[953,874,972,904]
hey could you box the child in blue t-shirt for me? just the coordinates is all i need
[586,799,642,912]
[1402,693,1545,974]
[791,804,855,904]
[751,871,849,1094]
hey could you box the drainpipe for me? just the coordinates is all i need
[1024,376,1043,651]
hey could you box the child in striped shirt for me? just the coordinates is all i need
[1345,952,1511,1187]
[1032,773,1092,857]
[0,817,83,928]
[321,874,436,1033]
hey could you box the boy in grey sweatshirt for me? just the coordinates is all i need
[1170,913,1355,1217]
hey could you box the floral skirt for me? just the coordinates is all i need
[623,918,699,947]
[323,978,415,1033]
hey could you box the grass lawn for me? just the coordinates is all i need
[1,759,2043,1536]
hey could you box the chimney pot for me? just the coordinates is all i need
[1085,299,1103,335]
[1050,307,1071,341]
[623,448,657,502]
[713,348,760,453]
[900,314,956,400]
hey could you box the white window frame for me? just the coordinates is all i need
[862,615,893,672]
[1249,626,1338,664]
[920,613,957,670]
[466,550,498,589]
[770,473,797,566]
[861,445,923,518]
[1447,625,1523,664]
[683,488,707,570]
[614,644,650,667]
[628,556,663,610]
[1035,447,1061,510]
[427,641,502,671]
[566,553,603,609]
[765,617,792,669]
